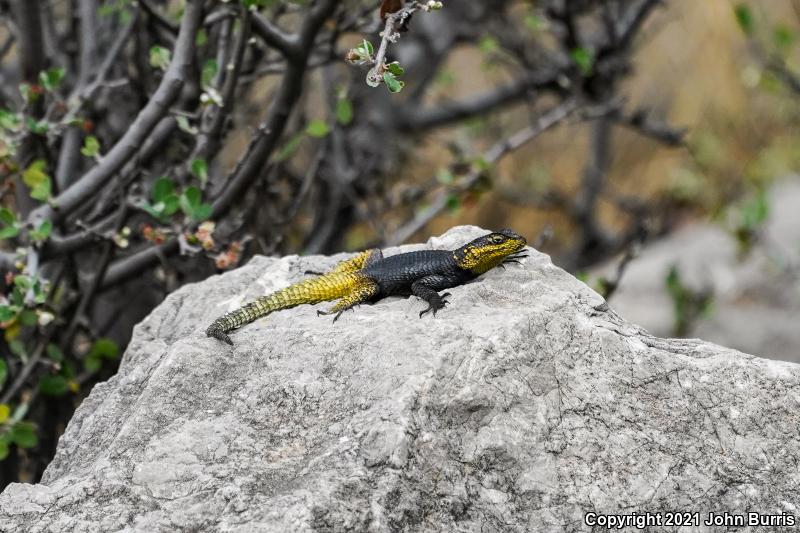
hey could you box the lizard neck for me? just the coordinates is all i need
[452,247,504,276]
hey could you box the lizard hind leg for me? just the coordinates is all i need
[316,279,378,322]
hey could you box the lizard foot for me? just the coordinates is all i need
[317,308,355,322]
[419,292,451,318]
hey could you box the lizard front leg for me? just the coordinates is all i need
[411,276,454,318]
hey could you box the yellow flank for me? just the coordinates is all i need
[329,249,381,274]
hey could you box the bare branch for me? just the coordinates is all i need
[389,98,579,246]
[139,0,179,35]
[250,11,299,58]
[29,1,203,226]
[397,71,564,132]
[616,0,663,51]
[767,59,800,95]
[11,0,47,217]
[11,0,47,83]
[211,0,337,217]
[100,0,338,289]
[614,108,686,146]
[188,8,251,169]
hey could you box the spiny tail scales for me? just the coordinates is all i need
[206,272,375,345]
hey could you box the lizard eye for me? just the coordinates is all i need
[490,235,505,244]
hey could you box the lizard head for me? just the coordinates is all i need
[454,229,528,275]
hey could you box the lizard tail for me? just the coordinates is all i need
[205,272,367,344]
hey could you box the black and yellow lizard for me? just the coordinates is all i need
[206,229,528,345]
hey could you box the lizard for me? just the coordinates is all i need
[205,229,528,345]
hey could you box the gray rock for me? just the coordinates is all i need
[1,225,799,532]
[593,178,800,362]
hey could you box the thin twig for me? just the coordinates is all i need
[366,1,421,86]
[28,1,203,226]
[389,98,579,246]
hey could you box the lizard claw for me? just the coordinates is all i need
[305,270,324,276]
[420,293,450,318]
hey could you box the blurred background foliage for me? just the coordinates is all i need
[0,0,797,487]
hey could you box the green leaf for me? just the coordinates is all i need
[524,14,545,32]
[274,133,303,162]
[190,159,209,186]
[436,169,454,185]
[774,25,794,51]
[179,187,211,221]
[0,208,16,226]
[741,190,769,229]
[0,404,9,424]
[0,360,6,388]
[242,0,271,8]
[29,220,52,242]
[570,47,595,75]
[383,72,404,93]
[0,226,19,239]
[8,340,24,357]
[13,275,31,290]
[196,28,208,47]
[88,338,120,360]
[0,305,14,322]
[479,36,499,55]
[9,404,26,424]
[149,46,171,70]
[192,203,213,221]
[84,353,102,372]
[445,193,461,213]
[0,440,8,460]
[39,375,69,397]
[26,117,49,135]
[0,109,21,131]
[0,208,19,240]
[201,59,218,88]
[10,422,37,448]
[305,120,330,138]
[336,98,353,126]
[162,195,180,216]
[18,310,37,326]
[22,160,51,201]
[38,68,65,91]
[385,61,405,76]
[445,194,461,213]
[176,115,197,135]
[46,343,64,362]
[149,179,180,219]
[182,186,202,209]
[362,39,374,55]
[152,177,176,203]
[80,135,100,158]
[19,83,40,105]
[734,4,754,35]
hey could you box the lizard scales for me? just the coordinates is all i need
[206,229,528,345]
